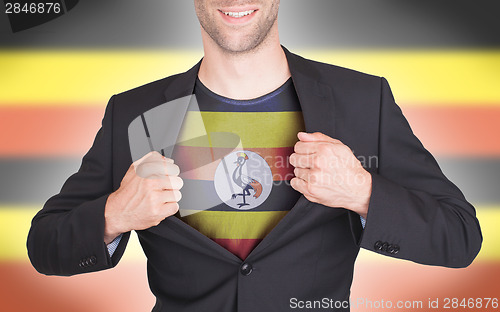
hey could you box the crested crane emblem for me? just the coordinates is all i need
[231,152,263,208]
[214,151,272,210]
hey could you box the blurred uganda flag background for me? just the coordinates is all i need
[0,0,499,311]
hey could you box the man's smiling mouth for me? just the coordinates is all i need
[220,10,256,18]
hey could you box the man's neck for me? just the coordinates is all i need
[198,31,291,100]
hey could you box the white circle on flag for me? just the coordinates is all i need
[214,150,273,210]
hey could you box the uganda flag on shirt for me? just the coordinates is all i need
[172,77,305,260]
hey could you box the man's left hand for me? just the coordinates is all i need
[289,132,372,219]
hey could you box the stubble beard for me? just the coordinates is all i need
[196,2,279,55]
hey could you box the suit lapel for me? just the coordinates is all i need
[155,47,338,262]
[163,60,201,102]
[284,47,336,137]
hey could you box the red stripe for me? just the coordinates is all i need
[212,238,262,260]
[0,106,103,157]
[174,146,295,181]
[402,106,500,156]
[0,261,155,312]
[1,105,499,157]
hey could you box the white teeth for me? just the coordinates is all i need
[222,10,255,18]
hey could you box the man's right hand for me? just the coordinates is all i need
[103,151,183,244]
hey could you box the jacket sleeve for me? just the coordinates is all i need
[27,95,131,276]
[357,77,482,268]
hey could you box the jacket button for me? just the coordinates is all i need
[392,245,400,254]
[240,263,253,276]
[387,244,395,254]
[374,241,383,251]
[89,256,97,265]
[381,242,389,252]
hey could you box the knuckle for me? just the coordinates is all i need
[312,156,322,168]
[167,190,182,203]
[173,164,180,175]
[137,163,158,178]
[290,177,299,189]
[173,190,182,202]
[137,162,151,171]
[340,145,353,156]
[150,204,161,216]
[298,158,307,168]
[307,184,318,197]
[317,144,329,154]
[166,202,179,215]
[159,190,171,203]
[151,151,161,157]
[142,177,157,189]
[309,173,317,184]
[173,176,184,189]
[166,163,180,176]
[293,143,299,153]
[163,177,173,189]
[166,176,182,189]
[305,182,314,195]
[150,219,160,227]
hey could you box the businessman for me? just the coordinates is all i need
[28,1,482,311]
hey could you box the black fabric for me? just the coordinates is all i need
[193,76,300,112]
[27,47,482,312]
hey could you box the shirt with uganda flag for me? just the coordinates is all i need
[172,77,305,260]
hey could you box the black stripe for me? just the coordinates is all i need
[192,77,302,112]
[1,0,499,48]
[437,157,500,206]
[0,157,82,205]
[0,157,499,206]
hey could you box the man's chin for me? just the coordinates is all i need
[215,36,268,55]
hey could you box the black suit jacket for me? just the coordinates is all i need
[27,47,482,311]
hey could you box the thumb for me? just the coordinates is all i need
[297,132,340,144]
[134,151,160,166]
[129,151,173,177]
[134,151,172,167]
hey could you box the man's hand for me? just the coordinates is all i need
[103,151,183,244]
[289,132,371,218]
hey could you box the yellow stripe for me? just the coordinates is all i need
[0,50,203,106]
[300,50,500,106]
[180,210,289,239]
[0,206,497,262]
[177,111,305,148]
[1,50,499,106]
